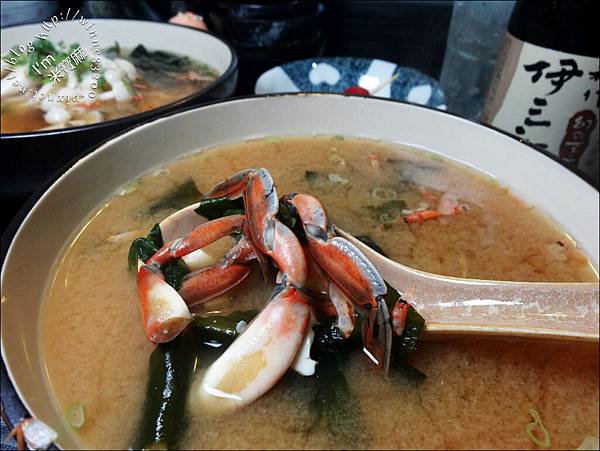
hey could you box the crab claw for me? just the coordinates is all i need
[137,214,245,343]
[203,168,257,200]
[288,193,393,374]
[194,286,311,415]
[137,264,192,343]
[179,236,256,307]
[362,297,392,375]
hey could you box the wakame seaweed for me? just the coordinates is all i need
[129,44,218,76]
[192,310,258,343]
[127,223,189,290]
[105,41,121,58]
[383,283,427,380]
[310,322,368,447]
[133,331,196,450]
[128,223,163,271]
[194,196,245,220]
[146,223,163,248]
[128,237,158,271]
[277,199,306,242]
[147,178,202,215]
[163,260,189,291]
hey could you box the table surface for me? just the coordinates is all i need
[1,418,16,450]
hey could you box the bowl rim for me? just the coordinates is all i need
[0,18,238,138]
[0,92,597,447]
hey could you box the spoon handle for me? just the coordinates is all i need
[339,230,599,342]
[397,276,598,342]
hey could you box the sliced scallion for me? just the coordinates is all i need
[66,403,85,429]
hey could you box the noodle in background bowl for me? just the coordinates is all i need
[0,19,238,227]
[1,94,598,449]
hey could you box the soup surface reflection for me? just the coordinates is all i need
[42,137,598,449]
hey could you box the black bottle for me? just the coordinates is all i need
[482,0,599,183]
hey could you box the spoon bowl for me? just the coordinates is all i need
[337,229,599,343]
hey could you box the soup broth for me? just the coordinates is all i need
[41,137,599,449]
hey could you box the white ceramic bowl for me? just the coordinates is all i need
[1,94,598,449]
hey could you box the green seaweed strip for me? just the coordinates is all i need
[310,323,368,448]
[129,44,218,76]
[163,260,189,291]
[128,237,158,271]
[127,223,189,289]
[128,224,163,271]
[222,209,245,217]
[147,178,202,215]
[397,306,426,356]
[192,310,258,343]
[385,283,427,381]
[277,199,306,242]
[146,223,163,248]
[194,197,245,220]
[133,331,197,450]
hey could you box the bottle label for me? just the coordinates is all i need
[482,32,599,181]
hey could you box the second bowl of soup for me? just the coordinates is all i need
[1,19,237,228]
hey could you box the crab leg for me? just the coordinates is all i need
[179,237,256,307]
[137,215,244,343]
[197,286,310,415]
[329,282,355,338]
[197,169,311,414]
[206,168,308,285]
[148,215,244,266]
[203,168,257,200]
[286,193,392,373]
[303,253,355,337]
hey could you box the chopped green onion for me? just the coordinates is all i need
[66,403,85,429]
[120,179,140,196]
[372,187,397,201]
[97,76,109,92]
[526,408,551,449]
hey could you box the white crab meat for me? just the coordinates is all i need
[181,248,218,272]
[44,106,71,125]
[193,289,310,415]
[291,313,317,376]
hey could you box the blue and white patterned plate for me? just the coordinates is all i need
[255,57,446,109]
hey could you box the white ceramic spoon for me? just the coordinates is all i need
[337,229,599,343]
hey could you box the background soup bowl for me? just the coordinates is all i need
[1,94,598,449]
[1,19,238,230]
